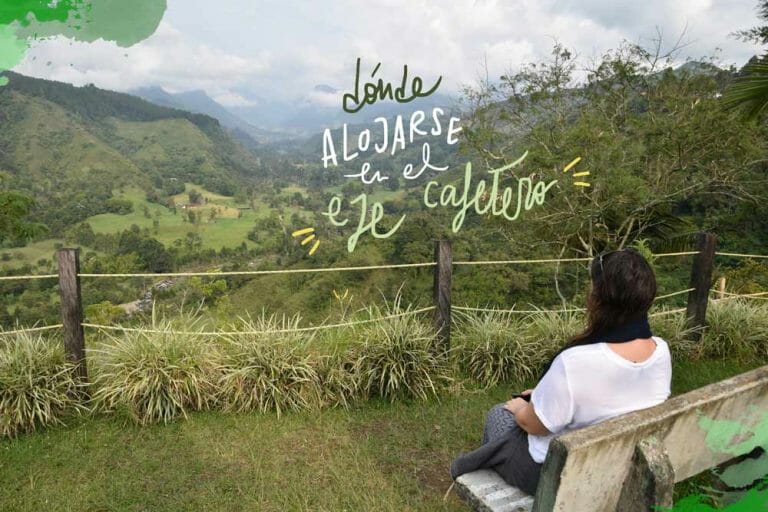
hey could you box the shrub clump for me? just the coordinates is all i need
[454,310,551,387]
[217,313,320,416]
[0,331,85,438]
[649,308,698,359]
[314,352,361,409]
[90,325,219,425]
[699,299,768,360]
[353,301,452,401]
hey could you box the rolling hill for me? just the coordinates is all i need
[0,72,271,232]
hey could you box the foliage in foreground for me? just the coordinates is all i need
[1,298,767,436]
[352,300,454,402]
[217,314,320,416]
[89,319,219,425]
[0,331,84,438]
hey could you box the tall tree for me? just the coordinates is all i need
[0,173,48,245]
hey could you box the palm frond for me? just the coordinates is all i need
[722,62,768,119]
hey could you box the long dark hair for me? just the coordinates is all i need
[538,247,657,378]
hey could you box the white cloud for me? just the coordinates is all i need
[14,21,270,97]
[11,0,763,103]
[213,91,260,107]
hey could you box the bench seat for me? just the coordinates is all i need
[455,469,534,512]
[454,364,768,512]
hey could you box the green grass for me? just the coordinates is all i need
[0,239,65,269]
[86,186,261,251]
[81,183,317,252]
[0,356,763,511]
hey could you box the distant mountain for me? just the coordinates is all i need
[132,82,458,139]
[228,85,458,136]
[0,72,270,232]
[131,86,281,145]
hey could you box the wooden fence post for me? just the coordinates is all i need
[433,240,452,352]
[717,277,726,300]
[57,248,87,383]
[685,232,717,341]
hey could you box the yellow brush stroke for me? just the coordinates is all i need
[573,171,590,177]
[574,182,591,187]
[300,234,316,245]
[292,227,315,237]
[563,157,582,173]
[308,240,320,256]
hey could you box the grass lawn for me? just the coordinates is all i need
[0,357,763,511]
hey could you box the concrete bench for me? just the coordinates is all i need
[454,364,768,512]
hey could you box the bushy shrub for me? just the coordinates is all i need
[217,313,320,416]
[699,299,768,360]
[524,310,584,362]
[454,310,557,387]
[90,321,219,425]
[352,300,452,401]
[0,331,85,438]
[313,351,361,409]
[650,309,698,360]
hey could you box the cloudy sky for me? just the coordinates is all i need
[12,0,764,106]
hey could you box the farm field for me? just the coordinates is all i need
[86,186,259,251]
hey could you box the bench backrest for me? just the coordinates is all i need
[533,364,768,512]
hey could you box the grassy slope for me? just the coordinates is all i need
[0,357,761,511]
[6,92,146,187]
[0,87,279,260]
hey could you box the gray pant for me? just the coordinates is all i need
[483,403,521,444]
[480,402,542,495]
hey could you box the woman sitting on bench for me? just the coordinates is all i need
[451,247,672,496]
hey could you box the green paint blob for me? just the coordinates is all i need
[0,0,85,26]
[659,483,768,511]
[698,408,768,456]
[0,0,166,87]
[666,410,768,510]
[14,0,167,47]
[0,24,27,73]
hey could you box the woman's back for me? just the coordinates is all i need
[527,336,672,463]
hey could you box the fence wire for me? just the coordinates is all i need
[0,250,709,282]
[0,324,63,335]
[81,306,437,336]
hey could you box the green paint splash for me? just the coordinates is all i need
[662,407,768,511]
[0,0,166,86]
[659,481,768,511]
[698,407,768,456]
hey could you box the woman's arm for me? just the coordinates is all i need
[504,398,551,436]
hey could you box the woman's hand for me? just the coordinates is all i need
[520,388,534,397]
[504,398,528,415]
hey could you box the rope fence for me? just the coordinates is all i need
[0,273,58,282]
[649,307,688,318]
[453,306,586,314]
[82,306,437,336]
[0,324,63,335]
[451,287,695,316]
[77,261,436,278]
[711,290,768,302]
[715,252,768,260]
[656,288,695,300]
[0,234,765,382]
[0,250,705,282]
